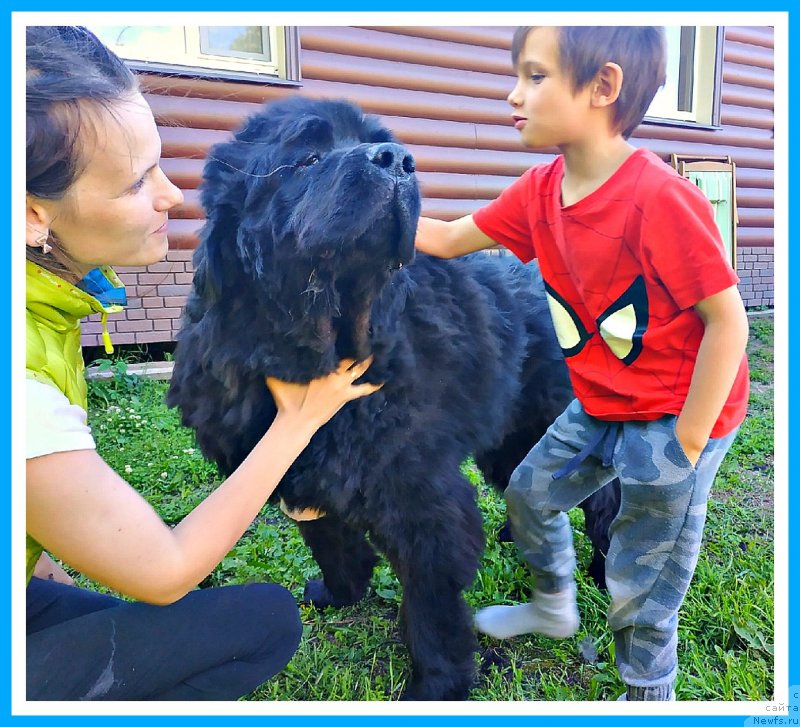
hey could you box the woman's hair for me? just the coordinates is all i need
[511,26,667,140]
[26,26,139,274]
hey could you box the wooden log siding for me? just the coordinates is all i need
[82,25,775,348]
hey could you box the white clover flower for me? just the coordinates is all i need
[124,465,133,474]
[160,472,168,479]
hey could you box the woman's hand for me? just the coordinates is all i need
[266,357,382,431]
[264,358,380,523]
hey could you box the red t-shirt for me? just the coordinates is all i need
[473,147,748,438]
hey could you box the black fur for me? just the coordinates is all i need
[166,97,619,700]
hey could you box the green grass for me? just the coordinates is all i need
[85,315,775,701]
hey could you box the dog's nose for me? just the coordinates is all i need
[367,143,416,176]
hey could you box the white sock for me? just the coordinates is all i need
[474,584,579,639]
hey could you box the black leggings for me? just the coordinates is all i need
[26,577,302,700]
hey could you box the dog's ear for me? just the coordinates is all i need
[188,243,216,307]
[196,138,254,299]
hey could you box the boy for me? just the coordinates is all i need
[415,26,749,701]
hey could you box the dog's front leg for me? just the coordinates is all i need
[296,516,379,608]
[376,473,485,701]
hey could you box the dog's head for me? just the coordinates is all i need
[194,96,421,365]
[199,96,421,283]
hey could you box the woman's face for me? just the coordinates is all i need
[28,93,184,274]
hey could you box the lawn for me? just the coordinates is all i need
[84,314,775,701]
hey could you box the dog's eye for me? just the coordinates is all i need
[299,154,320,168]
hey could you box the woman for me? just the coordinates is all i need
[25,26,380,701]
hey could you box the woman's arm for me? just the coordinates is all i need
[26,358,380,605]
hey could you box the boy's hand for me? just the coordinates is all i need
[415,215,497,258]
[674,418,705,467]
[675,286,748,470]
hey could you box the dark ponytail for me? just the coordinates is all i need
[26,26,139,276]
[26,26,138,200]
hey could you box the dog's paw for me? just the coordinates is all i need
[302,578,347,609]
[399,678,472,701]
[479,646,511,678]
[497,520,514,543]
[302,577,371,609]
[588,556,608,591]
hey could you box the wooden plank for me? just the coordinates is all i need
[85,361,175,381]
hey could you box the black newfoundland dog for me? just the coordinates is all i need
[166,97,619,701]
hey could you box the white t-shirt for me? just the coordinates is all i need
[26,378,96,459]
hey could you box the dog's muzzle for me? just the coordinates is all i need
[366,142,416,178]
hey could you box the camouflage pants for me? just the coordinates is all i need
[505,398,737,688]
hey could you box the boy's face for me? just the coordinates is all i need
[507,27,594,149]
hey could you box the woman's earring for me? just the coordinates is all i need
[36,231,52,254]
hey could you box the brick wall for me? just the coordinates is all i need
[80,245,775,349]
[736,245,775,308]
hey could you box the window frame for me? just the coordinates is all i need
[87,24,302,86]
[643,25,724,131]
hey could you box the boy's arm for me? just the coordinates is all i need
[415,214,498,259]
[675,285,749,465]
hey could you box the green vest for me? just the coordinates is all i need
[25,260,124,583]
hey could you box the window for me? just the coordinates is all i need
[645,26,722,126]
[88,25,300,83]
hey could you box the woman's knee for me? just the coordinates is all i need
[192,582,301,660]
[239,583,302,654]
[241,581,300,624]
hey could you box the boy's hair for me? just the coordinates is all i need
[512,26,666,139]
